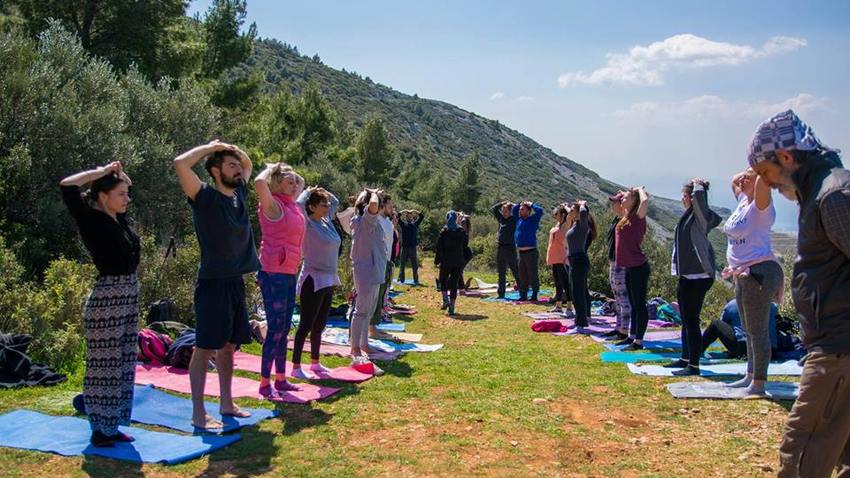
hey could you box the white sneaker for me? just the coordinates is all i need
[290,367,316,380]
[371,363,385,376]
[309,363,332,374]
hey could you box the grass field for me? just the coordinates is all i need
[0,263,790,477]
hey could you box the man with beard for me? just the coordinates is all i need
[747,110,850,478]
[174,140,260,430]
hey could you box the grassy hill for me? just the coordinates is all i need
[241,39,692,236]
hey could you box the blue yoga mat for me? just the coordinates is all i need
[0,410,240,465]
[132,385,276,433]
[600,351,728,364]
[324,320,406,332]
[482,289,553,302]
[393,279,418,286]
[604,340,682,351]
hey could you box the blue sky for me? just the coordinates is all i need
[189,0,850,231]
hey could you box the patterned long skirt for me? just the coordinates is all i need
[83,274,139,435]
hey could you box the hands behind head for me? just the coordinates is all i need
[103,161,132,186]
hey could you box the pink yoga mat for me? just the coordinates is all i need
[134,364,340,404]
[232,352,373,382]
[287,339,402,361]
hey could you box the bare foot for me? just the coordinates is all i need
[220,404,251,418]
[193,414,224,430]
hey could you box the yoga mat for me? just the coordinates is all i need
[131,385,276,433]
[523,312,566,320]
[322,329,443,353]
[287,339,402,361]
[591,329,681,344]
[604,339,683,351]
[324,320,406,332]
[134,364,340,404]
[392,279,418,286]
[0,410,240,465]
[386,308,417,316]
[667,381,799,400]
[627,360,804,377]
[388,332,422,343]
[553,325,615,337]
[599,351,727,364]
[474,278,499,289]
[460,289,491,297]
[231,352,372,382]
[482,290,552,302]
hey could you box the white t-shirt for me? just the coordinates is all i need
[723,194,777,268]
[379,215,394,258]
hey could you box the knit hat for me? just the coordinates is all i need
[747,110,834,167]
[445,210,459,230]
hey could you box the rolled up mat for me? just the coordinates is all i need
[666,381,799,400]
[626,360,803,377]
[134,364,340,403]
[131,384,277,433]
[231,351,372,382]
[0,409,240,465]
[599,351,728,364]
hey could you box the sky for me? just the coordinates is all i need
[188,0,850,231]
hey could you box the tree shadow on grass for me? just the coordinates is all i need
[204,426,278,478]
[375,358,413,378]
[450,314,487,322]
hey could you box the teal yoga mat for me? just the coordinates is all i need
[600,351,728,364]
[0,410,240,464]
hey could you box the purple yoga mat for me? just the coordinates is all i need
[553,325,614,336]
[589,329,681,343]
[134,364,340,404]
[232,351,373,382]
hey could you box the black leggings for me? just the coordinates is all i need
[551,264,571,303]
[569,253,591,327]
[439,265,463,301]
[626,261,651,340]
[293,276,334,364]
[677,277,714,365]
[701,319,747,358]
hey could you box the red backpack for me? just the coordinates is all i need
[137,328,173,365]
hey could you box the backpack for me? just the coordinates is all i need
[137,328,173,365]
[166,329,196,369]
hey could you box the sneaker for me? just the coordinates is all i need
[371,363,385,376]
[671,366,700,376]
[440,301,449,310]
[600,329,620,338]
[615,337,634,346]
[309,363,332,375]
[549,307,563,313]
[561,310,576,319]
[663,359,689,369]
[351,356,375,375]
[290,367,316,380]
[621,342,644,351]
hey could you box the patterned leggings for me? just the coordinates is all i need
[609,262,632,331]
[257,271,297,379]
[84,274,139,436]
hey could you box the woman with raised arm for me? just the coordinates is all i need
[722,168,783,396]
[290,186,341,378]
[615,187,652,351]
[600,193,631,340]
[666,178,722,376]
[254,163,306,398]
[349,188,387,374]
[61,161,140,447]
[435,211,469,316]
[546,204,571,315]
[566,200,597,329]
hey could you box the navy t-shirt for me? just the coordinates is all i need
[189,183,260,279]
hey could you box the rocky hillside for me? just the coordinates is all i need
[242,39,711,237]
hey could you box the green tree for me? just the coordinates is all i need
[450,151,482,213]
[9,0,187,79]
[356,117,394,185]
[200,0,256,79]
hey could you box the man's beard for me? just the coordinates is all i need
[221,174,243,189]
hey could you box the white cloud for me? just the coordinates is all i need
[610,93,826,119]
[558,34,807,87]
[514,95,535,102]
[490,91,505,100]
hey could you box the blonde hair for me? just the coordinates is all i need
[616,189,641,231]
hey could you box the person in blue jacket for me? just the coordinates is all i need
[513,201,544,301]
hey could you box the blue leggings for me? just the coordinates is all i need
[257,271,297,379]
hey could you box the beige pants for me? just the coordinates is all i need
[779,352,850,477]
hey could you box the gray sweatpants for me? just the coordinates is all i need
[735,260,783,381]
[351,277,382,353]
